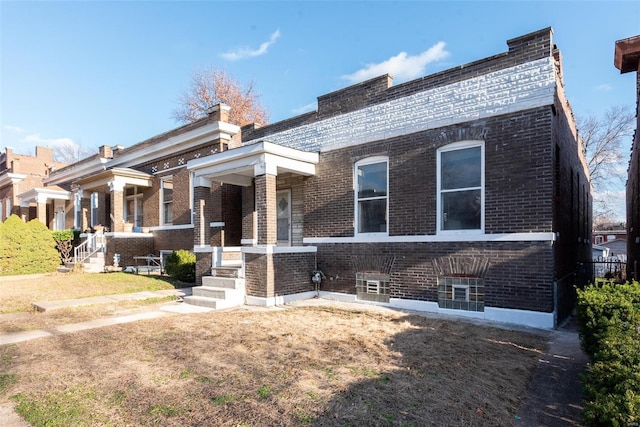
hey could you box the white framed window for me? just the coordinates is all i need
[124,186,144,227]
[354,156,388,235]
[74,193,82,229]
[595,235,604,245]
[90,192,99,227]
[437,141,484,233]
[0,200,3,221]
[366,280,381,294]
[6,197,11,219]
[160,177,173,225]
[452,284,470,302]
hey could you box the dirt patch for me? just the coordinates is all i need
[0,305,546,426]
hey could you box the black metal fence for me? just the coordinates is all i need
[581,257,627,284]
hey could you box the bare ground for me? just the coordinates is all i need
[0,304,546,426]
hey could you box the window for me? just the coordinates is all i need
[438,276,484,312]
[90,192,99,227]
[595,235,604,245]
[356,273,390,303]
[124,186,144,227]
[0,200,3,221]
[355,157,388,235]
[160,177,173,225]
[437,142,483,232]
[6,197,11,219]
[74,193,82,229]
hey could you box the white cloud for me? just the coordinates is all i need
[3,125,26,134]
[341,42,450,84]
[596,83,613,91]
[291,102,317,115]
[24,133,76,147]
[221,29,281,61]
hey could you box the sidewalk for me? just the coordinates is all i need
[515,317,588,426]
[0,288,206,346]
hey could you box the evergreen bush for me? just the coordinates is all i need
[0,215,60,275]
[577,282,640,426]
[164,250,196,283]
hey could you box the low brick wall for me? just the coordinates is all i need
[105,234,154,268]
[273,251,316,295]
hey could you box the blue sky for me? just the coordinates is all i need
[1,1,639,219]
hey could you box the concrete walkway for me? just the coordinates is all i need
[0,288,209,346]
[515,317,588,426]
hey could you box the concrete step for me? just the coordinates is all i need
[202,276,242,289]
[183,295,242,310]
[192,286,229,299]
[211,266,242,278]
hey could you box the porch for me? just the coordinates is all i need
[187,141,320,308]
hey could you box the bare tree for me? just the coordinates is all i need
[579,105,635,192]
[53,140,92,163]
[578,105,635,225]
[172,67,269,126]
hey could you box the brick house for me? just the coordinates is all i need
[35,105,242,270]
[188,27,592,328]
[17,27,590,328]
[615,35,640,281]
[0,146,66,226]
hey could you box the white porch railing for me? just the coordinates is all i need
[74,232,106,265]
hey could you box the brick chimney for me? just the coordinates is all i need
[205,103,231,123]
[98,145,113,159]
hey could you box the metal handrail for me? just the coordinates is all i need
[74,232,106,265]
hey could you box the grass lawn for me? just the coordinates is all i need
[0,272,183,314]
[0,302,547,426]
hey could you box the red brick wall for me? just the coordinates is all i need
[106,236,154,268]
[273,252,316,295]
[316,241,554,312]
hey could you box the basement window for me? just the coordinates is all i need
[438,276,484,312]
[356,272,390,303]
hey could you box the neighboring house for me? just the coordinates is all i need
[37,105,242,270]
[592,228,626,246]
[0,146,66,226]
[17,28,590,329]
[615,35,640,281]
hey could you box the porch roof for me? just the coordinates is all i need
[74,167,154,191]
[187,141,319,187]
[18,186,70,206]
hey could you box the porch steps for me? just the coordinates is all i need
[183,267,245,310]
[66,252,106,273]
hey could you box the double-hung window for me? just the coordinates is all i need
[355,157,388,235]
[160,177,173,225]
[74,193,82,229]
[437,142,484,232]
[124,186,144,227]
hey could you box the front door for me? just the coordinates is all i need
[276,190,291,246]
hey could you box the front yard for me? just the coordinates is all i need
[0,273,546,426]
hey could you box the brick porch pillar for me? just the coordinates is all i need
[254,171,277,298]
[109,181,125,232]
[255,173,277,246]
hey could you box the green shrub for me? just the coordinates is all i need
[0,215,60,275]
[576,282,640,357]
[164,250,195,283]
[577,282,640,426]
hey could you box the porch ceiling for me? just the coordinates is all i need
[74,167,153,191]
[187,141,319,187]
